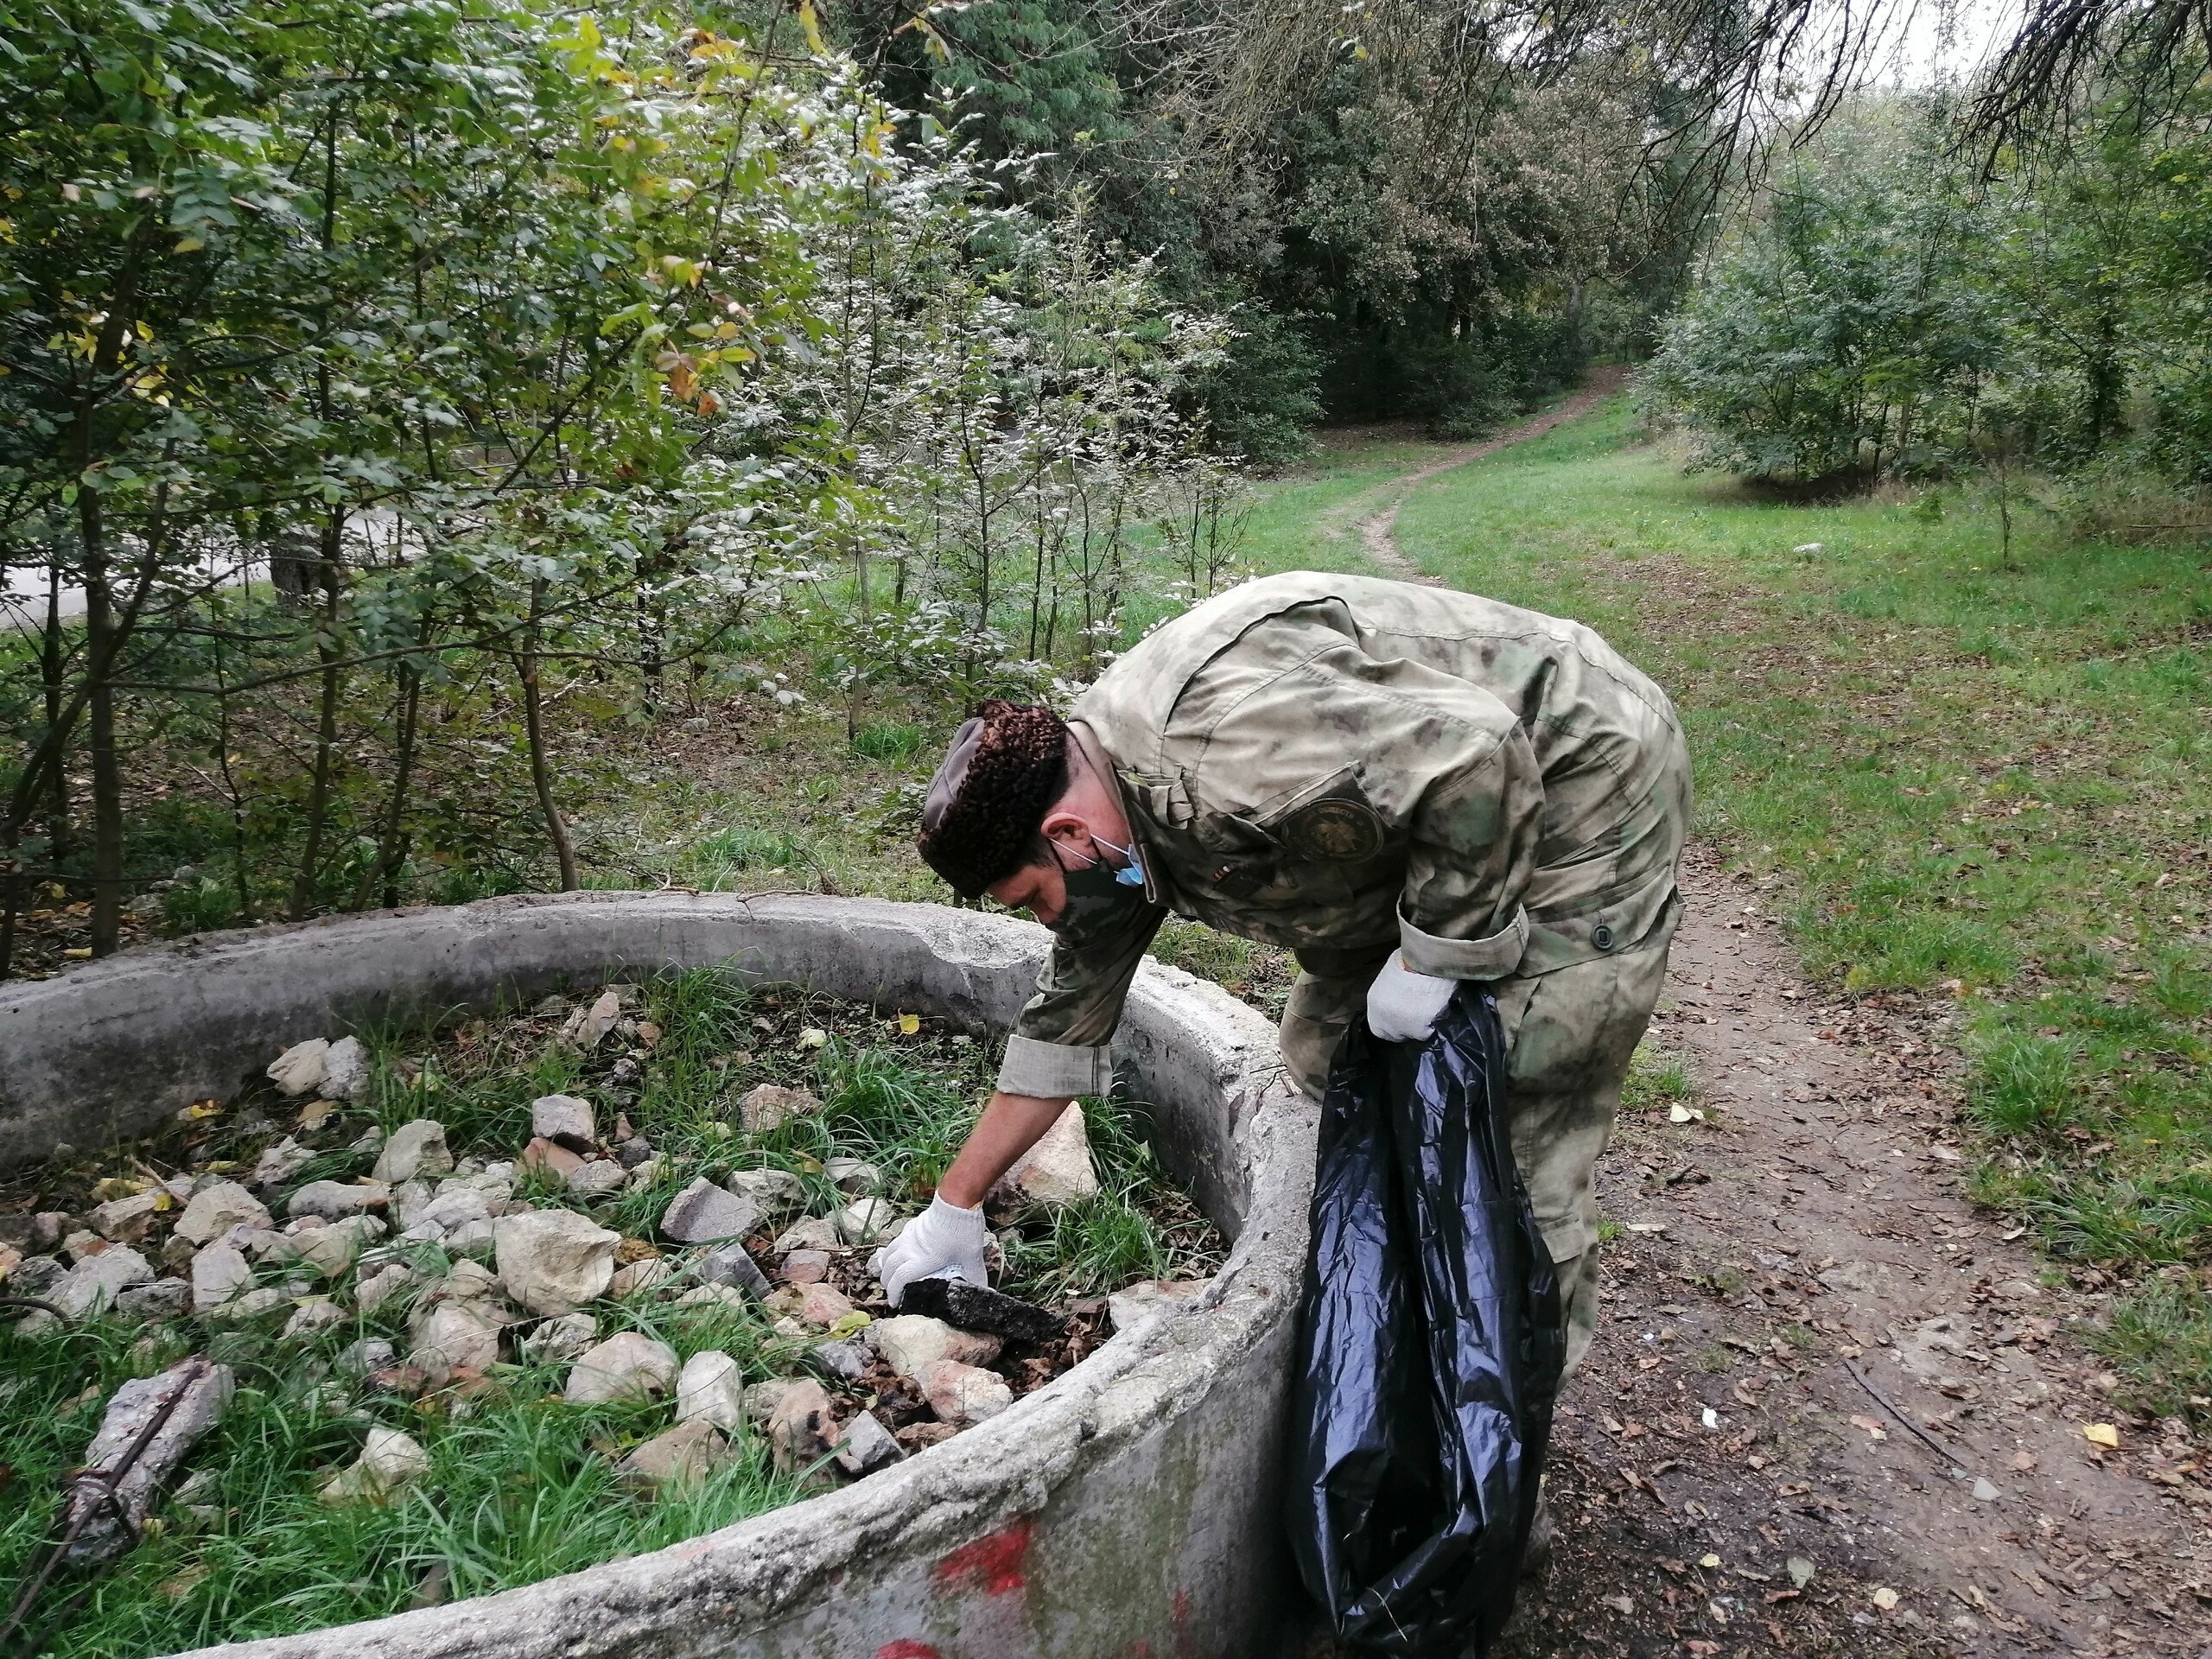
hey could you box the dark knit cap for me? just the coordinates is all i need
[917,701,1071,898]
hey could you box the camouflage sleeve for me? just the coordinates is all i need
[998,899,1169,1097]
[1394,707,1544,979]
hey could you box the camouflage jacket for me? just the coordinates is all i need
[996,571,1691,1098]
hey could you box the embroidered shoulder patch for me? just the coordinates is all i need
[1281,798,1385,861]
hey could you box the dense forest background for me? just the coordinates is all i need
[2,0,2208,970]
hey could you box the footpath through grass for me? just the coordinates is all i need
[1332,398,2212,1416]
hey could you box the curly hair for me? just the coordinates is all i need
[917,700,1071,898]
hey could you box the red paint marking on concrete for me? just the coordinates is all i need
[875,1643,943,1659]
[932,1516,1035,1597]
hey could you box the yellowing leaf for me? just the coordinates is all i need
[796,0,826,55]
[898,1013,920,1035]
[2082,1422,2120,1449]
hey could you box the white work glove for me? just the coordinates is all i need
[1366,950,1459,1043]
[870,1194,988,1307]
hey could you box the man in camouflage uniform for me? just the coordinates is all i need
[877,571,1691,1379]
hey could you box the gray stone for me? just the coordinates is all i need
[831,1199,899,1247]
[530,1094,596,1151]
[675,1350,745,1432]
[337,1337,397,1375]
[113,1277,190,1321]
[251,1136,314,1189]
[772,1216,841,1255]
[410,1301,503,1376]
[267,1038,331,1097]
[321,1036,372,1103]
[766,1377,836,1472]
[90,1191,163,1243]
[286,1179,387,1222]
[10,1255,65,1298]
[824,1157,880,1194]
[175,1180,271,1244]
[565,1331,678,1404]
[696,1243,772,1299]
[563,989,622,1050]
[566,1160,628,1198]
[291,1215,386,1278]
[188,1245,253,1313]
[738,1084,818,1135]
[871,1314,1001,1378]
[989,1102,1099,1209]
[607,1256,674,1297]
[742,1379,791,1426]
[725,1166,807,1212]
[833,1409,904,1477]
[519,1312,599,1363]
[321,1427,430,1503]
[620,1419,728,1490]
[659,1178,761,1244]
[616,1137,656,1169]
[372,1120,453,1185]
[66,1359,233,1558]
[494,1209,620,1316]
[354,1261,416,1314]
[916,1359,1013,1427]
[283,1298,351,1340]
[813,1338,871,1382]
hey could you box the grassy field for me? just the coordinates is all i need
[1323,397,2212,1415]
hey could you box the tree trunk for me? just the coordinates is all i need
[354,656,423,911]
[82,489,124,957]
[289,507,347,920]
[518,577,578,891]
[43,562,71,861]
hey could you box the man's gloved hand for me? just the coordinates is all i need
[870,1193,988,1307]
[1366,950,1459,1043]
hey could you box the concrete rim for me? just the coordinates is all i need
[0,893,1317,1659]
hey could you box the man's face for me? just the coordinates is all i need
[987,855,1070,927]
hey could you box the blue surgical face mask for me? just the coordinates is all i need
[1045,835,1147,934]
[1063,835,1145,887]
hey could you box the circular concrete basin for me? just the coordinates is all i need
[0,893,1317,1659]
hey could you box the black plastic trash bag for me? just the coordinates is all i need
[1287,988,1565,1656]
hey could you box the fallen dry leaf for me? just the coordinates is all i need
[2083,1423,2120,1450]
[1850,1413,1890,1440]
[1872,1586,1900,1611]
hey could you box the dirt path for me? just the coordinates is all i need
[1302,387,2212,1657]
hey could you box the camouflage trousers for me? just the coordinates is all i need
[1277,902,1680,1380]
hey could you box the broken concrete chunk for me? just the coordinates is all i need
[372,1120,453,1185]
[321,1036,372,1103]
[989,1102,1099,1209]
[620,1419,728,1490]
[519,1312,599,1364]
[494,1209,620,1316]
[321,1426,430,1504]
[738,1084,819,1135]
[286,1180,387,1222]
[899,1276,1066,1345]
[916,1358,1013,1427]
[870,1314,1001,1379]
[563,1331,678,1404]
[766,1377,836,1472]
[824,1157,880,1194]
[66,1358,234,1558]
[659,1177,761,1244]
[267,1039,332,1098]
[834,1409,904,1477]
[530,1094,596,1152]
[175,1180,271,1245]
[675,1349,745,1433]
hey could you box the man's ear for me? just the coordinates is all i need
[1038,806,1090,849]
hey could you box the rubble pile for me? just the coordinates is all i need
[0,981,1220,1643]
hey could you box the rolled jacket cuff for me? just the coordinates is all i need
[996,1033,1114,1099]
[1397,904,1529,981]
